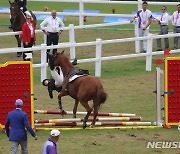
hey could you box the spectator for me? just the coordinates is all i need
[156,6,169,51]
[171,4,180,50]
[131,1,152,53]
[5,99,38,154]
[40,10,64,57]
[42,129,60,154]
[22,14,36,61]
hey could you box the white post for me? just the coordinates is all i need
[43,28,47,44]
[41,44,47,81]
[69,24,76,60]
[156,67,164,126]
[138,0,142,10]
[79,0,84,26]
[43,33,46,44]
[95,38,102,77]
[146,37,153,71]
[134,18,140,53]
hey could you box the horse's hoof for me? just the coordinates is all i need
[17,53,22,57]
[83,123,87,129]
[60,110,67,115]
[89,125,95,128]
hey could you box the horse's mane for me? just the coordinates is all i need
[60,52,73,68]
[54,51,74,76]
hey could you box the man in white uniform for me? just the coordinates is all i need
[40,10,64,56]
[131,1,152,53]
[172,4,180,50]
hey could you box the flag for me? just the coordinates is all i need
[164,49,170,55]
[156,59,163,65]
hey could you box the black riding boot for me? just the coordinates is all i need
[47,79,56,99]
[47,53,54,70]
[72,58,77,65]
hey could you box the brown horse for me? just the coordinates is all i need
[53,51,107,128]
[9,1,36,57]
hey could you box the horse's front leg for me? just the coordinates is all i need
[15,35,22,57]
[58,90,67,116]
[73,99,79,118]
[58,99,66,115]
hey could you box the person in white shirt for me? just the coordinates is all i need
[40,10,64,56]
[172,4,180,50]
[156,6,169,51]
[131,1,152,53]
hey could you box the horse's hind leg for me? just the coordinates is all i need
[80,101,92,129]
[91,103,99,128]
[73,99,79,118]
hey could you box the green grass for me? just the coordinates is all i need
[0,1,180,154]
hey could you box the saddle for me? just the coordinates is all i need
[63,68,90,93]
[65,68,89,79]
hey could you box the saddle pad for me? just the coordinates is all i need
[69,75,84,83]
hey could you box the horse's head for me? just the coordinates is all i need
[53,51,74,74]
[53,50,66,66]
[9,1,20,21]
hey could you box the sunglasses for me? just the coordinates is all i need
[27,18,31,19]
[162,9,166,10]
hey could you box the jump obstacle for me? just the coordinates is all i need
[1,58,180,130]
[34,110,136,117]
[35,117,142,123]
[34,109,153,129]
[155,57,180,127]
[34,110,152,129]
[35,122,152,127]
[0,61,34,129]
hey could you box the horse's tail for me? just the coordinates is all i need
[97,87,107,107]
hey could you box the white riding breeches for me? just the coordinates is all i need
[51,67,64,86]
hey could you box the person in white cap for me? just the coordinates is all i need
[5,99,38,154]
[42,129,60,154]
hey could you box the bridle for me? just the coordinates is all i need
[10,3,20,23]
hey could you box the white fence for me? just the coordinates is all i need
[1,0,180,81]
[0,20,136,58]
[1,26,180,81]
